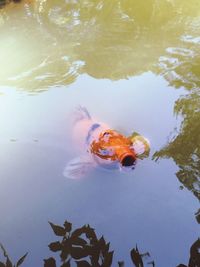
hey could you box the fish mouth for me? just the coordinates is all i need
[121,154,136,167]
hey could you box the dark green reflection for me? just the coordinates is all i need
[153,90,200,201]
[152,31,200,203]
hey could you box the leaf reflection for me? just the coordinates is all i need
[44,219,200,267]
[0,219,199,266]
[0,243,27,267]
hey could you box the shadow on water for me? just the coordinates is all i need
[0,219,199,267]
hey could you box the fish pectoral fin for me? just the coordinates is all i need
[129,132,150,159]
[63,155,94,179]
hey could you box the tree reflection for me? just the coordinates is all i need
[153,30,200,203]
[1,0,200,91]
[153,89,200,201]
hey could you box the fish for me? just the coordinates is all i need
[63,106,150,179]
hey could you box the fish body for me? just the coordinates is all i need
[64,107,150,179]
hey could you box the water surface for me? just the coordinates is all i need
[0,1,199,266]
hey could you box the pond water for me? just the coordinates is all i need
[0,1,199,266]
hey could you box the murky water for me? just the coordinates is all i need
[0,1,199,266]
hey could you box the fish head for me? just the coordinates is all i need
[90,130,137,167]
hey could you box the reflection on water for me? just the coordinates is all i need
[153,20,200,203]
[1,219,199,266]
[44,219,200,267]
[0,243,27,267]
[0,0,20,8]
[153,89,200,202]
[0,1,200,267]
[1,0,200,91]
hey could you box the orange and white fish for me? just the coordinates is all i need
[63,107,150,179]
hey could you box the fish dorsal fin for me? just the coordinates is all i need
[63,155,95,179]
[129,132,150,159]
[74,106,91,123]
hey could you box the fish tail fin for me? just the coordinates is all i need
[73,106,91,123]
